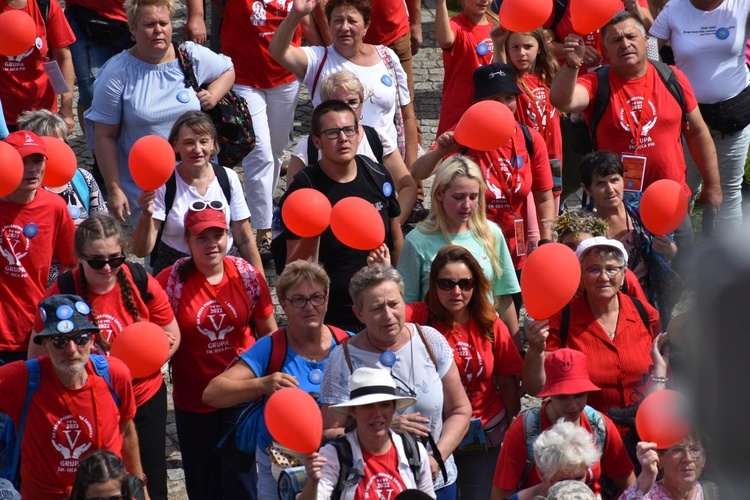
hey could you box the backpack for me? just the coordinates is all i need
[214,327,352,473]
[517,404,606,491]
[57,261,154,306]
[150,164,232,265]
[306,125,384,166]
[559,295,649,347]
[0,355,120,488]
[329,431,422,500]
[70,170,90,213]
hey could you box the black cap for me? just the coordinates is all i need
[473,63,522,102]
[34,294,99,344]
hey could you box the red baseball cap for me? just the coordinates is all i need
[537,348,601,397]
[184,201,228,236]
[4,130,47,158]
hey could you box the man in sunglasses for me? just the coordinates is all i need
[0,294,144,499]
[0,131,77,364]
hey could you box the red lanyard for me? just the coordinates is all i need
[199,259,253,353]
[613,67,653,154]
[528,85,552,145]
[50,361,104,450]
[440,318,481,396]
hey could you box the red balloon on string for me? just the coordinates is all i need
[0,10,37,57]
[110,322,170,379]
[0,142,24,197]
[41,136,78,188]
[282,188,332,237]
[570,0,620,35]
[265,387,323,455]
[500,0,553,33]
[639,179,688,236]
[128,135,176,191]
[521,243,581,319]
[455,101,515,152]
[636,390,690,449]
[330,197,385,251]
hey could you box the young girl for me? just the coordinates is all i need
[29,214,180,500]
[435,0,496,135]
[70,450,140,500]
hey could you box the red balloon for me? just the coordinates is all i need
[636,390,690,449]
[500,0,553,33]
[639,179,688,236]
[128,135,176,191]
[330,197,385,251]
[110,322,170,379]
[570,0,620,35]
[0,10,36,57]
[455,101,515,152]
[521,243,581,319]
[264,387,323,454]
[41,136,78,188]
[0,141,24,197]
[282,188,332,237]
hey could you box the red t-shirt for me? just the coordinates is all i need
[0,356,136,500]
[623,268,648,304]
[67,0,127,22]
[438,13,493,136]
[156,259,274,413]
[515,73,562,162]
[406,303,522,425]
[546,292,661,415]
[357,445,408,498]
[36,266,175,407]
[0,1,75,125]
[492,401,634,494]
[0,189,76,351]
[221,0,300,89]
[578,64,698,195]
[363,0,409,47]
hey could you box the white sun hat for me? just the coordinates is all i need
[574,236,629,263]
[330,367,417,414]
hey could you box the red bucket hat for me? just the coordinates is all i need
[537,348,601,397]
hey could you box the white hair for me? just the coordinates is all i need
[534,420,603,481]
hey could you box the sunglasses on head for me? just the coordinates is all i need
[84,255,126,270]
[47,333,92,349]
[190,199,226,212]
[436,278,475,292]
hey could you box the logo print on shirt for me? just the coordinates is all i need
[196,300,236,354]
[618,96,658,146]
[52,415,94,472]
[1,224,31,278]
[251,1,267,26]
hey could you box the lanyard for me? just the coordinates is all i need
[199,259,252,354]
[50,361,104,450]
[439,318,481,396]
[527,84,553,145]
[486,132,521,217]
[613,67,654,153]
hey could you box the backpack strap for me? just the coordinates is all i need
[582,405,607,453]
[397,431,422,484]
[267,329,288,376]
[150,171,178,264]
[362,125,384,164]
[90,354,121,407]
[310,48,329,99]
[560,304,571,348]
[518,406,542,491]
[519,122,534,160]
[328,325,353,345]
[37,0,50,25]
[57,268,78,295]
[211,163,232,203]
[341,341,354,373]
[589,66,612,150]
[552,0,568,28]
[70,170,90,213]
[330,435,357,500]
[414,324,438,369]
[306,135,319,167]
[628,296,649,331]
[125,261,154,304]
[8,359,42,487]
[651,61,687,122]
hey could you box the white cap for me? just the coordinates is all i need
[574,236,628,263]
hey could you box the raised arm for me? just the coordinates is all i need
[549,34,591,113]
[269,0,316,79]
[434,0,455,50]
[130,191,160,258]
[410,131,458,181]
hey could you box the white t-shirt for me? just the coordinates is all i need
[650,0,750,103]
[291,124,397,166]
[152,166,251,253]
[301,45,411,147]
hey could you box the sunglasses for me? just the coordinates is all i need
[47,333,92,350]
[436,278,475,292]
[84,255,126,270]
[190,199,226,212]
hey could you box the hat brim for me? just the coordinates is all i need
[33,325,99,345]
[330,393,417,414]
[187,220,229,236]
[536,377,601,398]
[575,241,628,264]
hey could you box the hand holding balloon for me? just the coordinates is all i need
[635,390,690,449]
[264,387,323,455]
[129,135,176,191]
[521,243,581,319]
[110,322,170,379]
[455,101,515,152]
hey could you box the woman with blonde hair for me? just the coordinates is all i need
[397,155,522,348]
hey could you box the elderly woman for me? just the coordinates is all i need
[622,431,717,499]
[203,260,351,498]
[270,0,419,167]
[523,237,661,418]
[301,367,436,499]
[85,0,235,224]
[320,264,472,499]
[492,349,635,499]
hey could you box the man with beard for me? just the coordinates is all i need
[0,294,144,500]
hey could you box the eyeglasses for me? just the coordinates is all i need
[47,333,92,349]
[319,125,358,140]
[190,199,226,212]
[286,294,327,309]
[84,255,126,270]
[584,266,625,278]
[436,278,475,291]
[665,445,704,460]
[390,366,417,399]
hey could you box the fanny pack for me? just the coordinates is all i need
[66,4,130,44]
[698,85,750,136]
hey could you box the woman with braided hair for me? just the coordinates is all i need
[29,214,180,500]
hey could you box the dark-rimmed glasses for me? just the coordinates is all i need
[286,294,327,309]
[47,333,92,349]
[436,278,475,292]
[319,125,358,140]
[84,255,126,270]
[584,266,625,278]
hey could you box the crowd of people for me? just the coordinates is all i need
[0,0,744,498]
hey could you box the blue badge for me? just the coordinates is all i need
[511,155,524,169]
[23,223,38,238]
[716,27,730,40]
[39,307,47,322]
[56,305,73,320]
[476,42,489,56]
[57,320,74,333]
[176,90,191,103]
[75,301,91,315]
[381,74,393,87]
[380,350,396,367]
[308,369,323,385]
[382,182,393,197]
[626,180,635,189]
[68,205,82,219]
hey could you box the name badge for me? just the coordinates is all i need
[514,219,526,256]
[43,60,70,94]
[620,154,647,192]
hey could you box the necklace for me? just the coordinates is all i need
[289,328,326,362]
